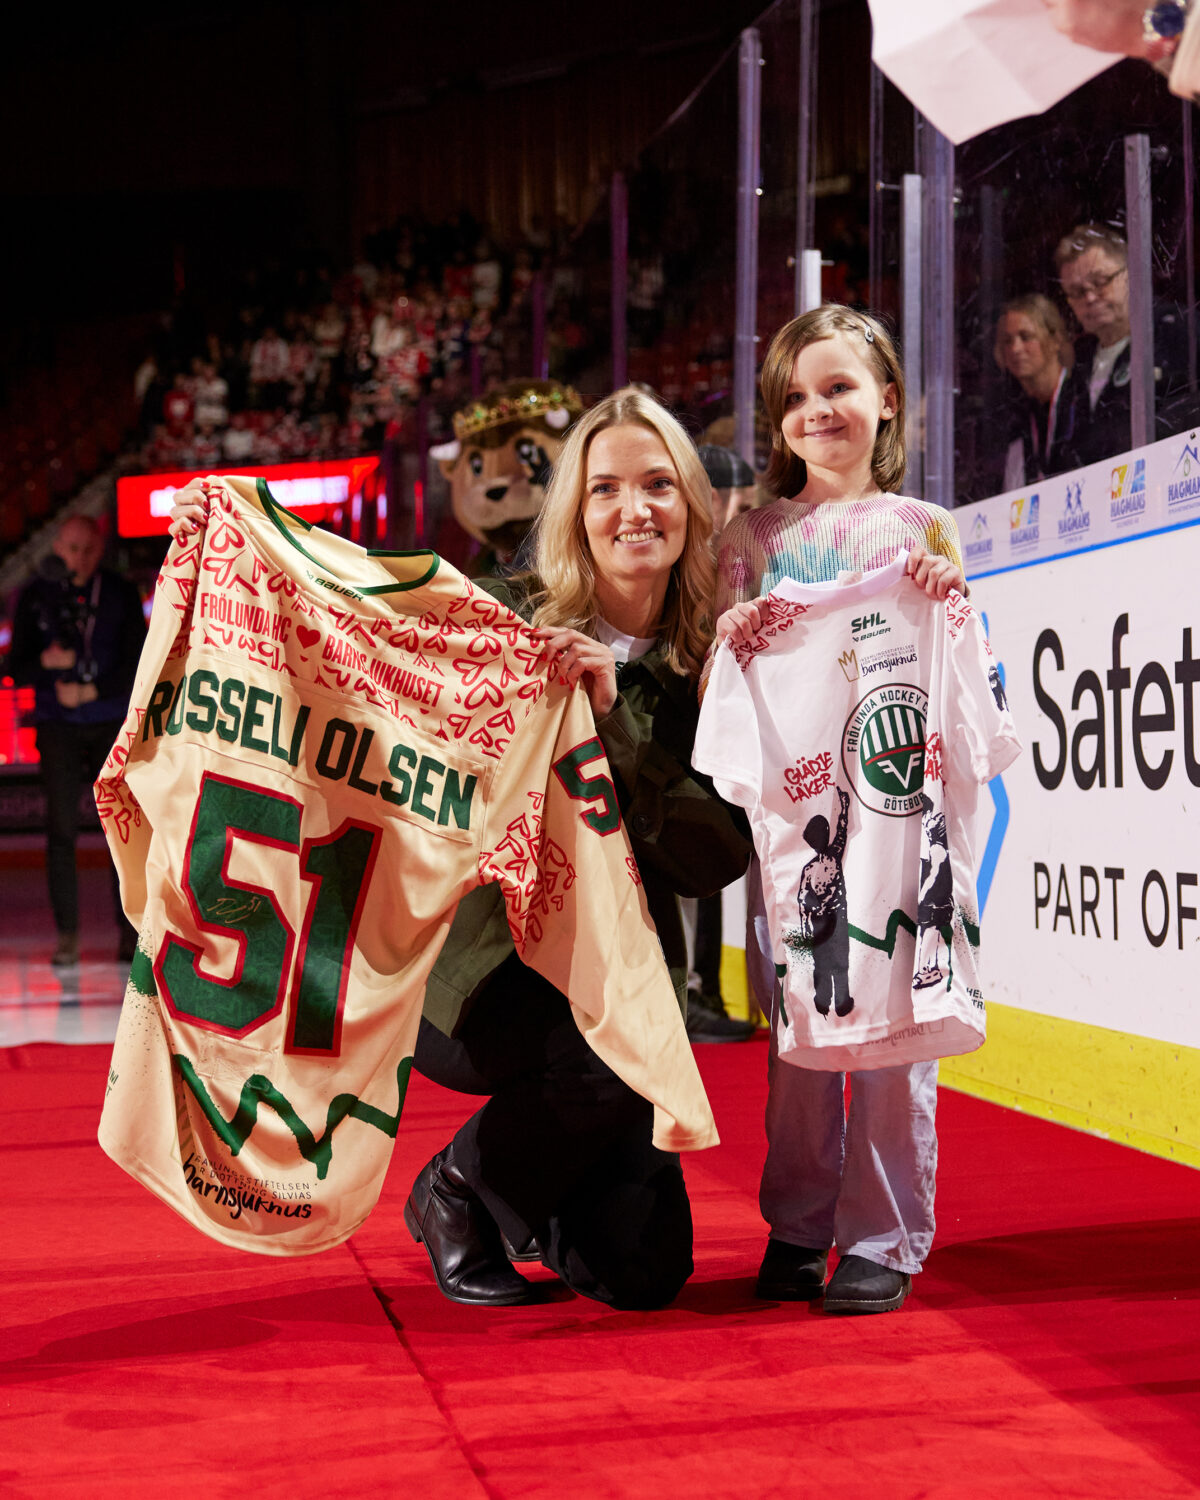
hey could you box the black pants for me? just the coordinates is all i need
[693,892,723,995]
[414,955,693,1310]
[36,718,129,939]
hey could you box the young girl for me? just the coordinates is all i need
[714,304,966,1315]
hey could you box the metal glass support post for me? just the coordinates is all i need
[1183,102,1197,398]
[979,186,1004,360]
[1124,133,1155,449]
[611,171,629,391]
[735,28,763,467]
[868,64,885,313]
[901,173,923,499]
[799,250,823,312]
[977,184,1005,466]
[920,119,956,508]
[531,271,548,380]
[794,0,818,315]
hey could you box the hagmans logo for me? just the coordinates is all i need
[1110,458,1146,523]
[1057,481,1090,541]
[964,512,993,564]
[841,683,927,817]
[1168,438,1200,512]
[1009,493,1040,551]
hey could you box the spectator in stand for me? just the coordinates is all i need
[162,372,195,436]
[510,246,537,306]
[443,247,473,303]
[222,411,257,463]
[190,419,223,470]
[193,360,229,430]
[249,326,291,409]
[993,294,1082,489]
[5,516,145,966]
[1055,223,1193,464]
[472,237,503,311]
[314,301,346,363]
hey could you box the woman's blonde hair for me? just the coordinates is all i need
[759,304,906,499]
[993,293,1073,374]
[528,386,716,679]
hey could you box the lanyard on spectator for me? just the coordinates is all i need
[1030,368,1069,479]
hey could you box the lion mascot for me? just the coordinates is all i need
[431,378,582,576]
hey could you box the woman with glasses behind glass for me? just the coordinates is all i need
[1054,222,1193,466]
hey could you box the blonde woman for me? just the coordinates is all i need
[993,293,1079,489]
[408,386,752,1310]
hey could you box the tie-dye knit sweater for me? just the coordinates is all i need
[715,494,964,614]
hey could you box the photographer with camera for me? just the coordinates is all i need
[7,516,145,965]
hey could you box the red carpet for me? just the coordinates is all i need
[3,1040,1199,1499]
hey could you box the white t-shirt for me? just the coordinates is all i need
[694,551,1022,1070]
[1089,337,1129,409]
[594,617,657,665]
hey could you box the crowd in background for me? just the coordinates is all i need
[126,212,598,478]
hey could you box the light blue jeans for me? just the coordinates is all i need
[760,1034,939,1276]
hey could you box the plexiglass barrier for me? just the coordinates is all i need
[519,1,1198,514]
[954,61,1199,504]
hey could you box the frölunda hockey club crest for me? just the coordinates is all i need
[841,682,927,816]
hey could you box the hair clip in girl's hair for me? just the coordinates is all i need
[862,324,875,343]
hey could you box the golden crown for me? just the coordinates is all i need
[452,384,583,443]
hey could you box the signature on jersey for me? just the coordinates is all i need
[205,894,263,922]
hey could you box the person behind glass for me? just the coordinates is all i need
[1055,222,1191,465]
[696,443,759,538]
[994,293,1081,490]
[6,516,146,966]
[408,388,752,1309]
[681,442,763,1044]
[713,304,966,1315]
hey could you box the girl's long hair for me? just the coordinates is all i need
[759,304,907,499]
[528,386,716,679]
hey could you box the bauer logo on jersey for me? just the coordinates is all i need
[841,683,927,817]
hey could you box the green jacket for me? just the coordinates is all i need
[422,577,753,1037]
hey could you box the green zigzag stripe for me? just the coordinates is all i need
[848,909,918,953]
[173,1054,413,1181]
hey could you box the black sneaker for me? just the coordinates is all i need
[755,1239,829,1300]
[822,1254,911,1314]
[686,991,757,1044]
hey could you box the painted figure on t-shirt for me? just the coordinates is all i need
[796,785,854,1018]
[914,792,954,991]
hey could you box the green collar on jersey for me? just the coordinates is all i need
[256,477,441,594]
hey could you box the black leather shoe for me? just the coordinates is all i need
[404,1146,534,1306]
[501,1228,542,1263]
[822,1254,911,1314]
[686,992,758,1043]
[755,1238,829,1300]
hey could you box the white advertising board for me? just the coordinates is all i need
[961,429,1200,1051]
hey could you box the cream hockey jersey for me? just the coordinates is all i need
[694,551,1021,1071]
[97,476,717,1255]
